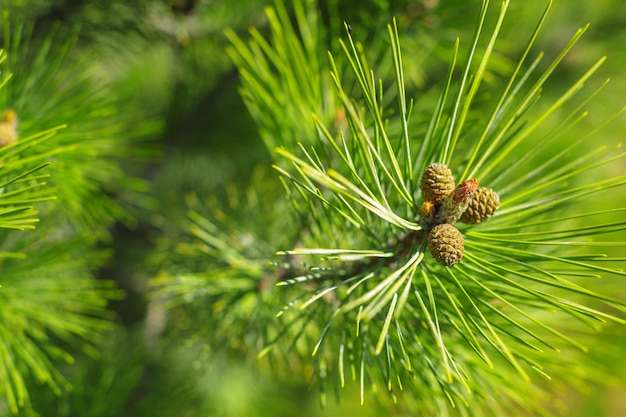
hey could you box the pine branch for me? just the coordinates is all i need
[0,15,162,239]
[0,234,122,414]
[159,0,625,415]
[225,2,626,411]
[0,16,152,414]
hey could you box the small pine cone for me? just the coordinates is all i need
[0,109,18,147]
[419,201,435,220]
[435,178,478,224]
[460,187,500,224]
[428,223,464,266]
[420,163,455,205]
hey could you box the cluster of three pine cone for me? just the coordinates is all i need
[419,163,500,266]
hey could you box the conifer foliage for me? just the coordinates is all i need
[0,11,159,415]
[197,0,625,415]
[0,0,625,416]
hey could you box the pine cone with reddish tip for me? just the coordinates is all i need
[428,223,464,266]
[435,178,478,224]
[420,163,455,205]
[460,187,500,224]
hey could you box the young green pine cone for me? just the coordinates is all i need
[460,186,500,224]
[435,178,478,224]
[420,163,455,205]
[428,223,464,266]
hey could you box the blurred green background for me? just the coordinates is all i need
[0,0,624,416]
